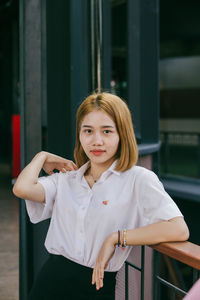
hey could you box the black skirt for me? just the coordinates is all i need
[28,254,117,300]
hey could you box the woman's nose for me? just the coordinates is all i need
[92,132,103,145]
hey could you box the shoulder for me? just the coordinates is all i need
[125,165,157,180]
[56,170,78,184]
[39,170,75,183]
[123,165,161,188]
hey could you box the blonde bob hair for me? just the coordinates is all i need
[74,92,138,172]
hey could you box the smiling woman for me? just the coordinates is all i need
[13,92,189,300]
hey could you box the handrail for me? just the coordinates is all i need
[161,131,200,135]
[151,241,200,270]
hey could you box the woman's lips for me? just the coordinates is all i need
[91,150,105,156]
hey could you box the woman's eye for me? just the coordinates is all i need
[85,129,92,133]
[104,130,111,134]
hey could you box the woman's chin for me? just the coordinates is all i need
[89,156,115,166]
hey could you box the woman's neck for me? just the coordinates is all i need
[89,159,115,179]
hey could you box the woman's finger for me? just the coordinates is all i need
[95,267,101,290]
[96,268,100,290]
[95,265,104,290]
[100,277,103,288]
[60,168,67,173]
[100,268,104,288]
[64,159,78,169]
[97,266,104,289]
[92,268,96,285]
[64,161,78,171]
[71,161,78,170]
[63,164,73,171]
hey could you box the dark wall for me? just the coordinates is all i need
[160,0,200,58]
[0,1,18,161]
[160,89,200,119]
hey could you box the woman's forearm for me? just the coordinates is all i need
[13,151,47,200]
[111,217,189,247]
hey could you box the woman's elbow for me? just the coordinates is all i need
[175,219,190,241]
[167,217,190,242]
[13,184,22,198]
[13,183,27,199]
[180,224,190,241]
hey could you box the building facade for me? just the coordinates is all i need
[1,0,198,299]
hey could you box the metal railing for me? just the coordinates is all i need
[125,246,145,300]
[124,241,200,300]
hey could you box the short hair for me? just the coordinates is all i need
[74,92,138,172]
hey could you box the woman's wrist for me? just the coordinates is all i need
[34,151,47,160]
[32,151,48,165]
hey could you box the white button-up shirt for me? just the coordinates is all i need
[25,161,182,272]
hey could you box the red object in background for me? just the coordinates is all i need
[12,114,21,178]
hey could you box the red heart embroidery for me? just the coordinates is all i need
[102,200,109,205]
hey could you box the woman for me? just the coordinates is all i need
[13,92,189,300]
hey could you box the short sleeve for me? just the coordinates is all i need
[138,169,183,225]
[25,172,59,224]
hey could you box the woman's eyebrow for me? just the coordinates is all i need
[101,126,115,128]
[81,125,93,128]
[82,125,115,128]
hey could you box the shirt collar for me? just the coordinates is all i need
[107,160,121,176]
[75,161,90,182]
[97,160,119,183]
[68,159,120,182]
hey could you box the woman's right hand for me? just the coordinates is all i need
[42,152,78,175]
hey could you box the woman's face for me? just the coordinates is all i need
[79,110,120,166]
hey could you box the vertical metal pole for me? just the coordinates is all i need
[90,0,95,91]
[19,2,31,298]
[171,289,176,300]
[127,0,141,141]
[193,269,199,284]
[101,0,111,91]
[153,250,161,300]
[97,0,102,92]
[125,263,129,300]
[198,134,200,178]
[70,0,91,149]
[164,132,169,174]
[90,0,103,92]
[19,0,43,298]
[141,246,145,300]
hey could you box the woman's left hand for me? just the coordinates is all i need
[92,233,117,290]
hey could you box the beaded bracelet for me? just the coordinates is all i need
[122,229,127,248]
[120,230,123,247]
[118,230,120,247]
[117,229,127,248]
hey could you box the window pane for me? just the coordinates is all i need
[111,0,127,100]
[160,0,200,179]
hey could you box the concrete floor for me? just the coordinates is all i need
[0,163,19,300]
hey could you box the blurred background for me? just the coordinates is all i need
[0,0,199,299]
